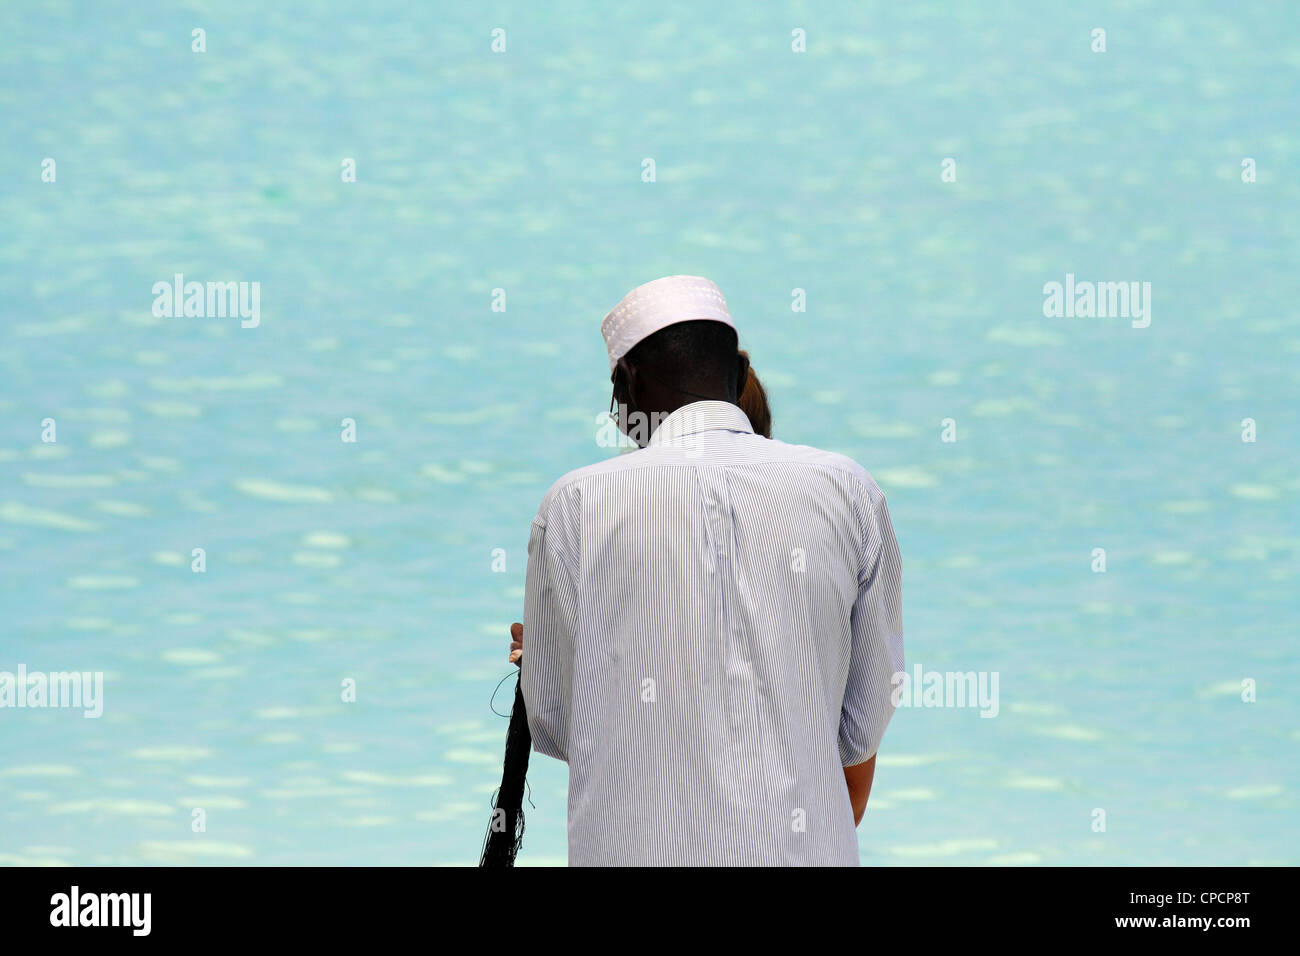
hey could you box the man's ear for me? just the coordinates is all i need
[734,350,750,397]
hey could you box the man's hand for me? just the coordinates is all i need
[508,621,523,665]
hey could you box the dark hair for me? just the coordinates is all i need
[624,321,771,436]
[737,350,771,438]
[624,319,739,385]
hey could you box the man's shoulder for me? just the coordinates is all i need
[762,437,886,507]
[534,437,885,524]
[532,453,639,524]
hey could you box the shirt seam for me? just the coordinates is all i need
[544,456,876,498]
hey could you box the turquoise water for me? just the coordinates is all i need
[1,1,1297,866]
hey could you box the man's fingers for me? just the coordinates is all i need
[508,622,524,665]
[507,622,524,665]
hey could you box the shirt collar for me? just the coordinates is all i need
[648,400,754,447]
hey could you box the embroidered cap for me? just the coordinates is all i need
[601,275,734,373]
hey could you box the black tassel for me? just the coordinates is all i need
[480,667,532,867]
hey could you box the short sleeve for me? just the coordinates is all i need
[520,508,580,763]
[838,486,904,766]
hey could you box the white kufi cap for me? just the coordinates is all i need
[601,275,734,372]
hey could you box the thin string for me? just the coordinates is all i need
[489,669,517,718]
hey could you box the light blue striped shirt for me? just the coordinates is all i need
[522,401,903,866]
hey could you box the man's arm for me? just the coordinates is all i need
[837,484,903,824]
[844,756,876,825]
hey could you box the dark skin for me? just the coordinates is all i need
[609,351,749,444]
[510,346,878,826]
[844,756,876,825]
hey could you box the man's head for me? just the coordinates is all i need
[610,319,750,442]
[601,275,748,444]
